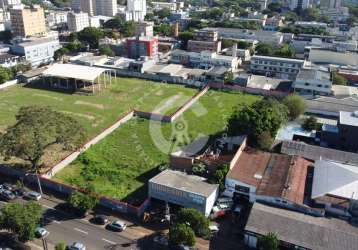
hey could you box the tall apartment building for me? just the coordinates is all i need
[289,0,310,10]
[187,30,221,53]
[67,12,89,32]
[320,0,341,9]
[126,36,158,59]
[71,0,117,17]
[80,0,95,16]
[10,5,46,37]
[125,0,146,21]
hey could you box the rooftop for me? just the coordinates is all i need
[149,170,218,198]
[251,55,305,63]
[245,202,358,250]
[297,68,331,81]
[305,96,358,116]
[281,140,358,166]
[339,111,358,126]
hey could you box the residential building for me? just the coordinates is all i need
[293,68,332,95]
[89,16,100,28]
[170,10,189,22]
[321,7,350,22]
[321,111,358,151]
[289,0,310,10]
[263,16,284,31]
[308,48,358,66]
[0,52,23,67]
[0,0,21,8]
[79,0,95,16]
[250,55,306,80]
[187,30,221,53]
[126,36,158,59]
[10,36,60,67]
[10,4,46,37]
[125,0,146,22]
[171,49,240,71]
[244,202,358,250]
[295,21,328,30]
[95,0,117,17]
[67,12,89,32]
[222,47,251,61]
[134,21,153,37]
[320,0,342,9]
[148,169,219,216]
[46,11,68,28]
[151,1,176,10]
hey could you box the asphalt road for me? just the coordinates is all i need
[0,196,154,250]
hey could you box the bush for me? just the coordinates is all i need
[258,232,279,250]
[192,162,207,175]
[177,208,209,237]
[67,191,98,215]
[302,116,318,131]
[55,242,66,250]
[169,223,195,247]
[257,131,274,151]
[211,164,229,191]
[332,72,347,86]
[283,94,306,120]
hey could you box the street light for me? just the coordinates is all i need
[25,170,43,195]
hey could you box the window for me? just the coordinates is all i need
[305,82,310,86]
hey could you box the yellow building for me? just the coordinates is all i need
[10,5,46,37]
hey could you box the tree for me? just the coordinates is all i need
[55,242,66,250]
[121,21,136,37]
[68,191,98,215]
[154,23,172,36]
[332,72,347,86]
[283,94,306,120]
[178,31,193,49]
[0,106,86,193]
[224,71,234,84]
[0,202,42,242]
[274,44,295,58]
[257,131,274,151]
[0,66,13,84]
[301,8,320,22]
[228,98,288,145]
[78,27,104,49]
[11,63,31,76]
[155,8,171,19]
[169,223,196,247]
[103,16,124,30]
[302,116,318,131]
[0,30,12,43]
[54,47,70,61]
[255,43,274,56]
[99,45,114,56]
[258,232,279,250]
[177,208,209,237]
[211,164,229,191]
[267,2,282,12]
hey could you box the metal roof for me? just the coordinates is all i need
[42,63,107,81]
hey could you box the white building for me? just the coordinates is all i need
[67,12,90,32]
[289,0,310,10]
[46,11,68,28]
[10,36,61,67]
[95,0,117,17]
[151,1,176,10]
[89,16,100,28]
[293,68,332,96]
[295,21,328,30]
[125,0,146,22]
[0,0,21,8]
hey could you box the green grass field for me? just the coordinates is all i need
[54,90,260,203]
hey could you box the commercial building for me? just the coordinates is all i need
[10,36,61,67]
[134,21,153,37]
[171,49,240,71]
[308,48,358,66]
[148,170,219,216]
[125,0,146,22]
[10,4,46,37]
[73,0,117,17]
[250,55,306,80]
[244,202,358,250]
[320,0,342,9]
[126,36,158,59]
[293,68,332,95]
[67,12,90,32]
[289,0,310,10]
[187,30,221,53]
[46,11,68,28]
[263,16,284,31]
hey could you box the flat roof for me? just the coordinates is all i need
[297,68,330,81]
[251,55,305,63]
[245,202,358,250]
[42,63,107,82]
[149,170,218,197]
[339,111,358,126]
[306,96,358,115]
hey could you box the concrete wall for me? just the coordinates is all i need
[229,136,247,170]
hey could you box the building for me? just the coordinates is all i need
[95,0,117,17]
[263,16,284,31]
[0,0,21,9]
[10,4,46,37]
[171,49,240,71]
[293,68,332,95]
[148,170,219,216]
[321,111,358,151]
[308,48,358,66]
[187,30,221,53]
[151,1,177,10]
[125,0,146,22]
[289,0,310,10]
[250,55,306,80]
[79,0,95,16]
[46,11,68,28]
[67,12,89,32]
[320,0,342,9]
[295,21,328,30]
[126,36,158,59]
[10,36,60,67]
[244,202,358,250]
[134,21,153,37]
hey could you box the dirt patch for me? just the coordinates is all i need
[74,100,105,109]
[61,111,96,120]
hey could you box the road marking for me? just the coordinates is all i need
[102,238,116,245]
[42,204,54,209]
[74,227,88,235]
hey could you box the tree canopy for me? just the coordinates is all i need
[332,72,348,86]
[0,66,13,84]
[258,232,280,250]
[176,208,209,237]
[78,27,105,49]
[169,223,196,247]
[0,202,42,242]
[0,106,86,171]
[99,45,114,57]
[228,98,288,145]
[283,94,306,120]
[68,191,98,215]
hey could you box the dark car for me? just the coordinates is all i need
[92,215,108,225]
[0,190,16,201]
[13,188,25,198]
[2,183,13,191]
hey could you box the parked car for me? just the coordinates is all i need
[35,227,49,238]
[0,190,16,201]
[92,214,108,225]
[68,242,86,250]
[23,191,41,201]
[13,188,25,198]
[107,220,127,232]
[2,183,13,191]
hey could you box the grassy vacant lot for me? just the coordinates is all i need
[0,78,197,166]
[54,90,259,203]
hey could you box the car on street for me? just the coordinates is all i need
[0,190,16,201]
[35,227,49,238]
[68,242,86,250]
[23,191,41,201]
[107,220,127,232]
[2,183,13,191]
[92,214,108,225]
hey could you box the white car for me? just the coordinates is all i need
[35,227,49,238]
[24,191,41,201]
[68,242,86,250]
[107,220,127,232]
